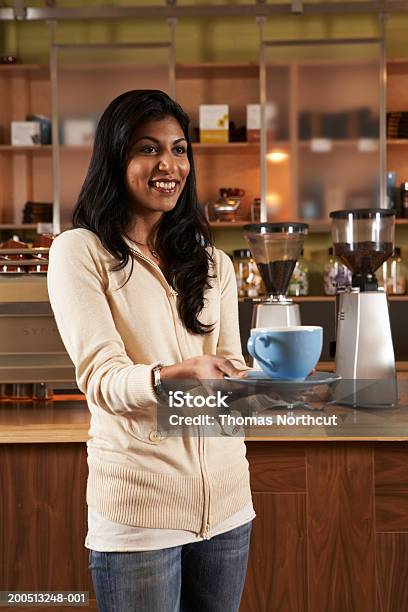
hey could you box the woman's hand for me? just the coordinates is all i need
[160,355,248,381]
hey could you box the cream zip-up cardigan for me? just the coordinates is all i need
[47,228,252,537]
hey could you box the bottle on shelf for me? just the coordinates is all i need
[400,182,408,219]
[378,247,406,295]
[288,250,309,296]
[387,171,403,217]
[323,247,352,295]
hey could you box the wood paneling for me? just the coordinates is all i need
[306,444,376,612]
[375,444,408,491]
[376,534,408,612]
[0,444,92,594]
[246,442,306,493]
[375,443,408,532]
[240,492,307,612]
[2,440,408,611]
[376,493,408,532]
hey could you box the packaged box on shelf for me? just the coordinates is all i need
[27,114,52,145]
[246,104,260,142]
[62,118,96,146]
[11,121,41,145]
[199,105,229,143]
[247,103,279,141]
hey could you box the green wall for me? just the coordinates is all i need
[2,2,408,63]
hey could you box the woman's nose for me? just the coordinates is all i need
[157,154,175,172]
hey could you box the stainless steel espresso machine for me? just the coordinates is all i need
[330,208,397,407]
[244,222,309,328]
[0,242,76,400]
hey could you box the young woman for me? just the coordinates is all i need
[47,90,254,612]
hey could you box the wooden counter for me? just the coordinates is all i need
[1,371,408,611]
[2,395,408,443]
[0,396,89,444]
[1,367,408,443]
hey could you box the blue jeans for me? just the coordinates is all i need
[89,521,252,612]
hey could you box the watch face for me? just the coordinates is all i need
[153,366,162,392]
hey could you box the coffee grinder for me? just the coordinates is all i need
[244,222,309,328]
[330,208,397,407]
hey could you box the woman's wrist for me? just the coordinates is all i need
[161,359,196,381]
[160,364,179,381]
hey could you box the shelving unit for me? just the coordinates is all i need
[1,58,408,239]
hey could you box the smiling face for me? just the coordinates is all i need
[125,116,190,220]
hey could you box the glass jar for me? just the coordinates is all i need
[246,257,262,297]
[232,249,263,298]
[232,249,250,298]
[288,251,309,296]
[323,247,352,295]
[251,198,261,223]
[378,247,406,295]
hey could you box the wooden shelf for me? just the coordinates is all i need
[298,139,378,151]
[0,59,405,78]
[0,224,37,230]
[210,220,408,231]
[193,142,260,150]
[210,221,249,228]
[209,220,332,232]
[0,64,48,77]
[60,145,92,151]
[296,295,408,302]
[0,145,52,153]
[2,140,400,154]
[293,296,334,302]
[387,139,408,146]
[58,142,260,154]
[59,63,169,72]
[239,294,408,303]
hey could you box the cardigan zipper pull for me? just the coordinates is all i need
[201,522,211,540]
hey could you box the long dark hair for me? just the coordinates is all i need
[72,89,214,335]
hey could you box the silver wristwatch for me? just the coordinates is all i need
[152,365,163,396]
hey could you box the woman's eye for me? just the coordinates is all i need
[141,145,157,154]
[174,146,187,154]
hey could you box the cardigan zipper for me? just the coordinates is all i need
[198,427,211,538]
[131,248,212,538]
[127,248,174,293]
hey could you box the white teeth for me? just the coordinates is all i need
[152,180,176,190]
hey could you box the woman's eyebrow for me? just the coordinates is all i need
[134,136,187,144]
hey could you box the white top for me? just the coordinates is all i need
[85,503,256,552]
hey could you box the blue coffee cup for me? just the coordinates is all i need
[247,326,323,381]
